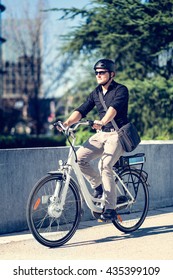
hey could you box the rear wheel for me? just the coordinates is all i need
[26,173,81,247]
[113,169,149,233]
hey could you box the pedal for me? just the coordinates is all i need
[97,218,110,223]
[92,211,102,219]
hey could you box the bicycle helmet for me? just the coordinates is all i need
[94,59,115,73]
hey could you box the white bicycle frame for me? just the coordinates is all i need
[51,121,134,214]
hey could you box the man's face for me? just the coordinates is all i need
[95,68,110,85]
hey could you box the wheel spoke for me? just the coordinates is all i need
[113,169,149,233]
[27,174,81,247]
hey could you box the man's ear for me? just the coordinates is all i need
[111,72,115,78]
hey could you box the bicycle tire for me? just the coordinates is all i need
[112,168,149,233]
[26,173,82,247]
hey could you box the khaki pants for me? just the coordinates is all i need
[76,131,124,210]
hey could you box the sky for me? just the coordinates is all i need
[3,0,90,36]
[3,0,90,16]
[3,0,90,45]
[2,0,91,97]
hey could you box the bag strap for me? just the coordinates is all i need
[98,90,119,131]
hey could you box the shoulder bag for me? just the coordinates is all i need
[98,91,141,152]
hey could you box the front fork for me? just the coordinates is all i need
[48,161,72,215]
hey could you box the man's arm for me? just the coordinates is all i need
[63,111,82,127]
[93,106,117,130]
[101,106,117,125]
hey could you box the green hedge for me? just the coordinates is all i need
[0,134,66,149]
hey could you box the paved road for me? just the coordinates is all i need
[0,207,173,260]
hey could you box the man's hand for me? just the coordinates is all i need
[93,120,103,130]
[56,121,69,132]
[56,111,82,132]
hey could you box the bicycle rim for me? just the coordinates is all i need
[113,169,149,233]
[26,173,81,247]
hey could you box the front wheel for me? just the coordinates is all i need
[113,168,149,233]
[26,173,82,247]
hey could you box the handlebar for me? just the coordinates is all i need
[52,120,94,160]
[52,120,94,134]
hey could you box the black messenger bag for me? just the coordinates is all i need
[99,91,141,152]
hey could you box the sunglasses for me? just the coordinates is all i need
[95,71,109,76]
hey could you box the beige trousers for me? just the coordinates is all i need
[76,131,124,210]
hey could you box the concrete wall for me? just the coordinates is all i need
[0,141,173,234]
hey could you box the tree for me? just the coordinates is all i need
[48,0,173,141]
[126,76,173,139]
[51,0,173,80]
[60,71,173,140]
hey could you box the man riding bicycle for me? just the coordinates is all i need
[61,59,129,221]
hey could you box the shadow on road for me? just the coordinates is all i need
[60,224,173,249]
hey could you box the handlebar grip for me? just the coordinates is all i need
[53,122,59,126]
[53,121,61,127]
[88,120,94,127]
[53,121,66,130]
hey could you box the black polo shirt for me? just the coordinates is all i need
[75,80,129,130]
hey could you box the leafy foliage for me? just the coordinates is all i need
[126,76,173,139]
[0,135,66,149]
[54,0,173,79]
[51,0,173,142]
[61,75,173,141]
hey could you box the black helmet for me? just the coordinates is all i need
[94,59,115,73]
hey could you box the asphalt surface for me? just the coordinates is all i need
[0,206,173,260]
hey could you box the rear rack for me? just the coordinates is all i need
[114,153,149,184]
[114,153,146,168]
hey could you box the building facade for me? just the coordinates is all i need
[3,55,42,98]
[0,1,58,136]
[0,8,45,135]
[0,0,6,97]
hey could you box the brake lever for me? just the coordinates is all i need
[87,120,94,127]
[52,121,68,133]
